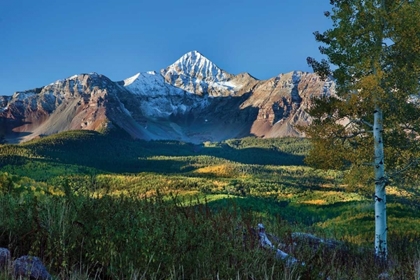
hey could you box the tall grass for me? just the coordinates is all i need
[0,186,419,279]
[0,189,287,279]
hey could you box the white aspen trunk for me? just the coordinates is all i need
[372,0,388,261]
[373,106,387,260]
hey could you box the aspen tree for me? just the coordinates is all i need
[306,0,420,260]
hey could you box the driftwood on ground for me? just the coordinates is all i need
[257,223,302,266]
[254,223,347,268]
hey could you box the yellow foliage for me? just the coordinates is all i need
[211,180,228,191]
[387,186,413,198]
[302,199,327,205]
[194,164,236,177]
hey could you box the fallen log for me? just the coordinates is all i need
[291,232,343,250]
[257,223,303,266]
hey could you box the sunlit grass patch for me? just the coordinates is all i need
[196,193,241,203]
[194,164,238,177]
[300,190,366,205]
[315,212,374,244]
[388,217,420,236]
[302,199,327,205]
[387,185,414,197]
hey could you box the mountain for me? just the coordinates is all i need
[0,51,335,144]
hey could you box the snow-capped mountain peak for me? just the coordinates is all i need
[159,51,235,96]
[163,50,229,82]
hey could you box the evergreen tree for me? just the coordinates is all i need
[306,0,420,260]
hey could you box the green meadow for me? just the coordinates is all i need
[0,130,419,279]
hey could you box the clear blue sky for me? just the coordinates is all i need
[0,0,332,95]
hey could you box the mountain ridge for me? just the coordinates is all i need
[0,51,335,144]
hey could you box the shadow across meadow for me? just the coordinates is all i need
[204,196,365,227]
[3,131,306,176]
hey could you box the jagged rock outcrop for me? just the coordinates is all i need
[0,249,52,280]
[1,73,120,142]
[244,71,335,138]
[13,255,52,280]
[0,51,335,143]
[0,248,10,269]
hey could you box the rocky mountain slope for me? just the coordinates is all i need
[0,51,335,143]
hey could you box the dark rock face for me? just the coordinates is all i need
[0,96,11,109]
[0,52,335,144]
[13,256,52,280]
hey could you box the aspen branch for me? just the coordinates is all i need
[333,117,373,140]
[387,158,420,179]
[387,0,411,13]
[357,118,374,128]
[334,129,369,140]
[401,123,420,134]
[346,117,374,129]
